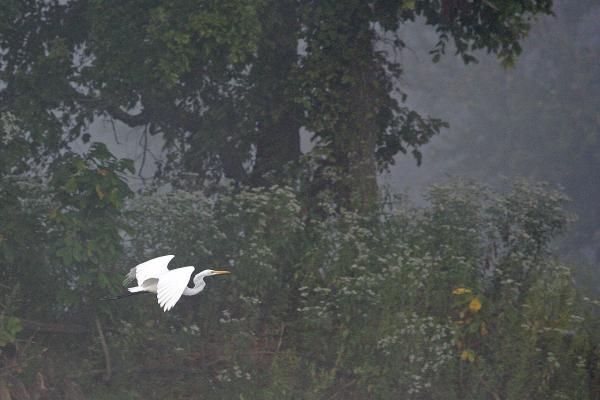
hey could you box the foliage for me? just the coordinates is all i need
[0,115,53,318]
[48,142,134,309]
[0,119,135,396]
[0,0,554,209]
[2,134,597,398]
[0,316,21,348]
[96,180,593,399]
[0,288,22,348]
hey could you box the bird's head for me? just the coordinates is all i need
[194,269,231,284]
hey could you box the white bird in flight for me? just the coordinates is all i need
[106,255,230,311]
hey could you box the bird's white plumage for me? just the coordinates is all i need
[124,255,174,286]
[156,266,195,312]
[118,255,230,312]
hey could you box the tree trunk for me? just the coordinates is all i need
[329,15,381,212]
[301,2,383,213]
[251,0,302,185]
[338,67,379,212]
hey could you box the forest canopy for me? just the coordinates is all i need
[1,0,552,208]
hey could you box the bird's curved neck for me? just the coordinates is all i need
[183,278,206,296]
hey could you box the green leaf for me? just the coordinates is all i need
[65,177,78,193]
[401,0,415,10]
[0,317,22,346]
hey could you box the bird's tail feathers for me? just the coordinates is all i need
[122,268,137,286]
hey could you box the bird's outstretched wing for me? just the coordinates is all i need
[123,255,175,286]
[156,266,195,312]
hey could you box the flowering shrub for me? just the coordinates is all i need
[115,180,595,399]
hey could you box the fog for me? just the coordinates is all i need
[387,1,600,277]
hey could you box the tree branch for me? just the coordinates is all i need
[94,315,111,383]
[105,105,149,127]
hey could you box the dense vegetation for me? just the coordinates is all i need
[2,156,599,398]
[2,0,598,399]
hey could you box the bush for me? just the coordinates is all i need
[112,180,594,399]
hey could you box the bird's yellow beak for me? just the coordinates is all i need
[212,270,231,275]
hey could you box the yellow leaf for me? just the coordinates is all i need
[95,184,105,200]
[469,298,482,312]
[452,287,472,295]
[461,350,476,362]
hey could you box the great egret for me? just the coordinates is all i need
[105,255,230,311]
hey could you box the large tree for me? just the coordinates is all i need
[0,0,553,209]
